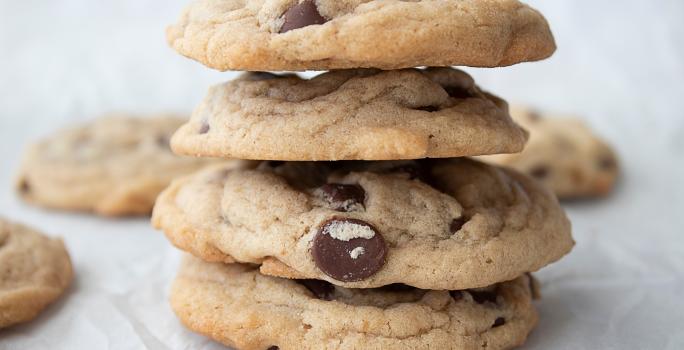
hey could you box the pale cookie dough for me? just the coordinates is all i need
[171,68,528,161]
[0,218,73,329]
[16,114,224,216]
[480,106,619,199]
[171,256,540,350]
[167,0,556,71]
[153,158,574,290]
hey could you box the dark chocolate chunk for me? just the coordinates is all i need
[469,290,498,304]
[297,279,335,300]
[492,317,506,328]
[318,183,365,212]
[312,218,387,282]
[267,346,280,350]
[279,0,328,33]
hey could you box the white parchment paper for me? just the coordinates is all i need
[1,0,683,349]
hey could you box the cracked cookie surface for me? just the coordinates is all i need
[171,256,539,350]
[17,114,221,216]
[167,0,556,71]
[153,158,573,290]
[479,106,619,199]
[171,68,528,161]
[0,218,73,329]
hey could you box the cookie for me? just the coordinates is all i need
[167,0,556,71]
[16,114,223,216]
[0,218,73,329]
[479,106,619,199]
[153,158,573,290]
[171,68,528,161]
[171,256,540,350]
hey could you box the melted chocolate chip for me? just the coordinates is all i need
[530,166,549,179]
[199,121,210,134]
[297,279,335,300]
[443,85,473,99]
[267,347,280,350]
[450,290,463,301]
[469,290,498,304]
[414,105,440,112]
[279,0,328,33]
[450,217,467,234]
[492,317,506,328]
[311,218,387,282]
[318,183,365,212]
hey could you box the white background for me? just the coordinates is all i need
[1,0,684,349]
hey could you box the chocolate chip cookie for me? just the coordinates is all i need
[171,256,540,350]
[0,218,73,328]
[153,158,573,290]
[16,114,223,216]
[167,0,556,71]
[171,68,528,161]
[480,106,619,199]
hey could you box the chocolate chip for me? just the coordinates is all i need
[450,290,463,301]
[318,183,365,212]
[199,121,210,134]
[279,0,328,33]
[450,217,467,234]
[530,166,549,179]
[267,347,279,350]
[312,218,387,282]
[469,290,498,304]
[297,279,335,300]
[443,85,473,99]
[492,317,505,328]
[414,105,440,112]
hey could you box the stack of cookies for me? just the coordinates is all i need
[154,1,574,349]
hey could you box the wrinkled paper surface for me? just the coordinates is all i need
[1,0,684,349]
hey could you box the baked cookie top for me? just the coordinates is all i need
[167,0,556,71]
[480,106,619,199]
[153,158,574,290]
[17,114,220,216]
[0,218,73,329]
[171,68,528,161]
[171,256,540,350]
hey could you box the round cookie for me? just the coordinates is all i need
[171,68,528,161]
[153,158,574,290]
[16,114,223,216]
[0,218,73,329]
[167,0,556,71]
[479,106,619,199]
[171,256,540,350]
